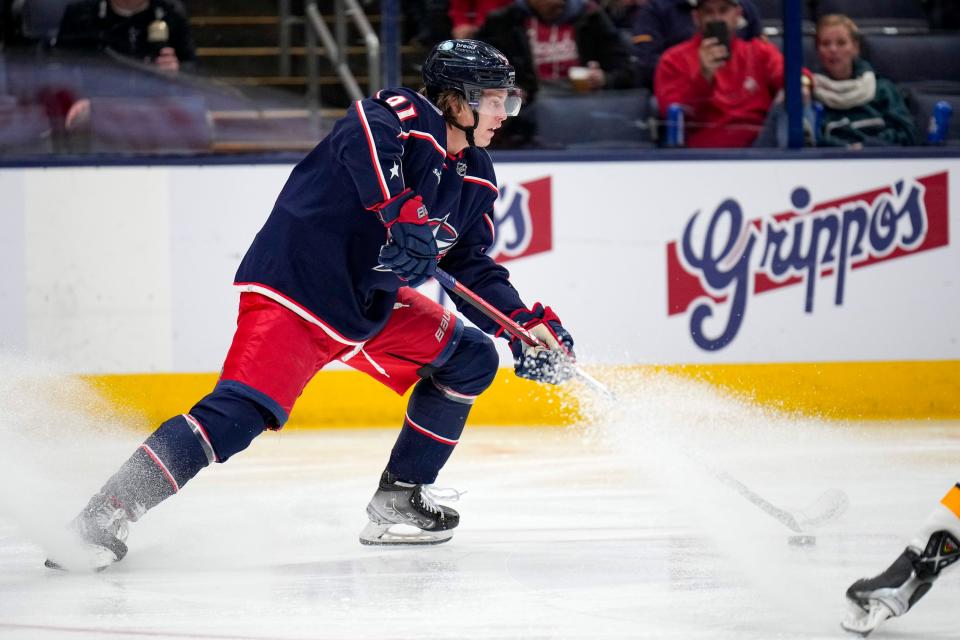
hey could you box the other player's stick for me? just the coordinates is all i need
[432,268,613,398]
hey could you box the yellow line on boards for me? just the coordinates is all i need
[80,360,960,431]
[80,370,575,431]
[655,360,960,420]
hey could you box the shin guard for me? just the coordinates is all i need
[102,414,213,519]
[101,384,273,519]
[388,380,471,484]
[387,327,498,484]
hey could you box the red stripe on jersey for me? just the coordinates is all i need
[404,413,459,445]
[356,100,391,201]
[139,444,180,492]
[464,175,498,194]
[483,213,495,241]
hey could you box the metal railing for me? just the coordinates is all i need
[279,0,380,119]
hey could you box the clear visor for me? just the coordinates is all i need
[465,86,523,117]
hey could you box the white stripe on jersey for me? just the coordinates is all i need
[398,129,446,157]
[234,282,364,346]
[355,100,391,201]
[464,175,498,194]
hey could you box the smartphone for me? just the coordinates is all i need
[704,20,731,60]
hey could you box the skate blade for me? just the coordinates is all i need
[358,521,454,546]
[44,545,118,572]
[841,602,893,637]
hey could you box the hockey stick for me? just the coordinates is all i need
[432,268,614,398]
[432,268,847,532]
[712,468,849,533]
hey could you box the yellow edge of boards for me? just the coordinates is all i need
[79,360,960,431]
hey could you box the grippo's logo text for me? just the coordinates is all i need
[666,172,949,351]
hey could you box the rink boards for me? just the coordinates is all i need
[0,155,957,425]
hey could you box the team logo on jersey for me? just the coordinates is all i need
[431,213,459,255]
[666,171,949,351]
[488,176,553,263]
[457,161,467,177]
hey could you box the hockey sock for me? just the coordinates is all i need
[387,379,472,485]
[101,414,216,519]
[909,483,960,553]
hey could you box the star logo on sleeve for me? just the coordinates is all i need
[389,163,400,180]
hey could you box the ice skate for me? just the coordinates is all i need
[841,530,960,636]
[44,493,131,571]
[359,470,460,546]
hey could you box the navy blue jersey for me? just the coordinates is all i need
[234,87,525,343]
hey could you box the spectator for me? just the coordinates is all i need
[812,14,917,148]
[654,0,782,147]
[449,0,511,39]
[56,0,195,74]
[632,0,761,89]
[476,0,635,146]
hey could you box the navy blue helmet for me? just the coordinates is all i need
[423,40,521,116]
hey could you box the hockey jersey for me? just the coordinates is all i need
[234,87,525,343]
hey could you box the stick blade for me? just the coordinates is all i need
[797,489,849,529]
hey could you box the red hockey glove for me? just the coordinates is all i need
[375,191,438,288]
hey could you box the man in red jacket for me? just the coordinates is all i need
[654,0,783,147]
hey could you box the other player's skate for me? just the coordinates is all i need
[359,470,460,546]
[841,529,960,637]
[44,493,132,571]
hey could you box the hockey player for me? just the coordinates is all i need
[842,483,960,637]
[46,39,577,570]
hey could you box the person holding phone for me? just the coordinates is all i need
[653,0,784,147]
[630,0,763,89]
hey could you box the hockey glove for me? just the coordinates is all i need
[376,192,439,288]
[508,303,576,385]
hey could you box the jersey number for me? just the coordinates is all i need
[385,95,418,121]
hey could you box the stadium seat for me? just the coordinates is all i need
[534,89,655,149]
[20,0,74,45]
[0,100,54,153]
[814,0,929,33]
[753,0,816,35]
[82,96,213,153]
[906,90,959,145]
[861,33,960,86]
[765,34,818,69]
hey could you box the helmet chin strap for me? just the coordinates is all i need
[448,109,480,147]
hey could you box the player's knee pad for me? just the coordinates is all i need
[186,384,275,463]
[431,327,499,401]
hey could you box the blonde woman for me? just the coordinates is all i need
[813,14,917,148]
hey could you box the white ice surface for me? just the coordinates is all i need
[0,363,958,639]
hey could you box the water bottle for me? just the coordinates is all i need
[927,101,953,145]
[666,103,685,147]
